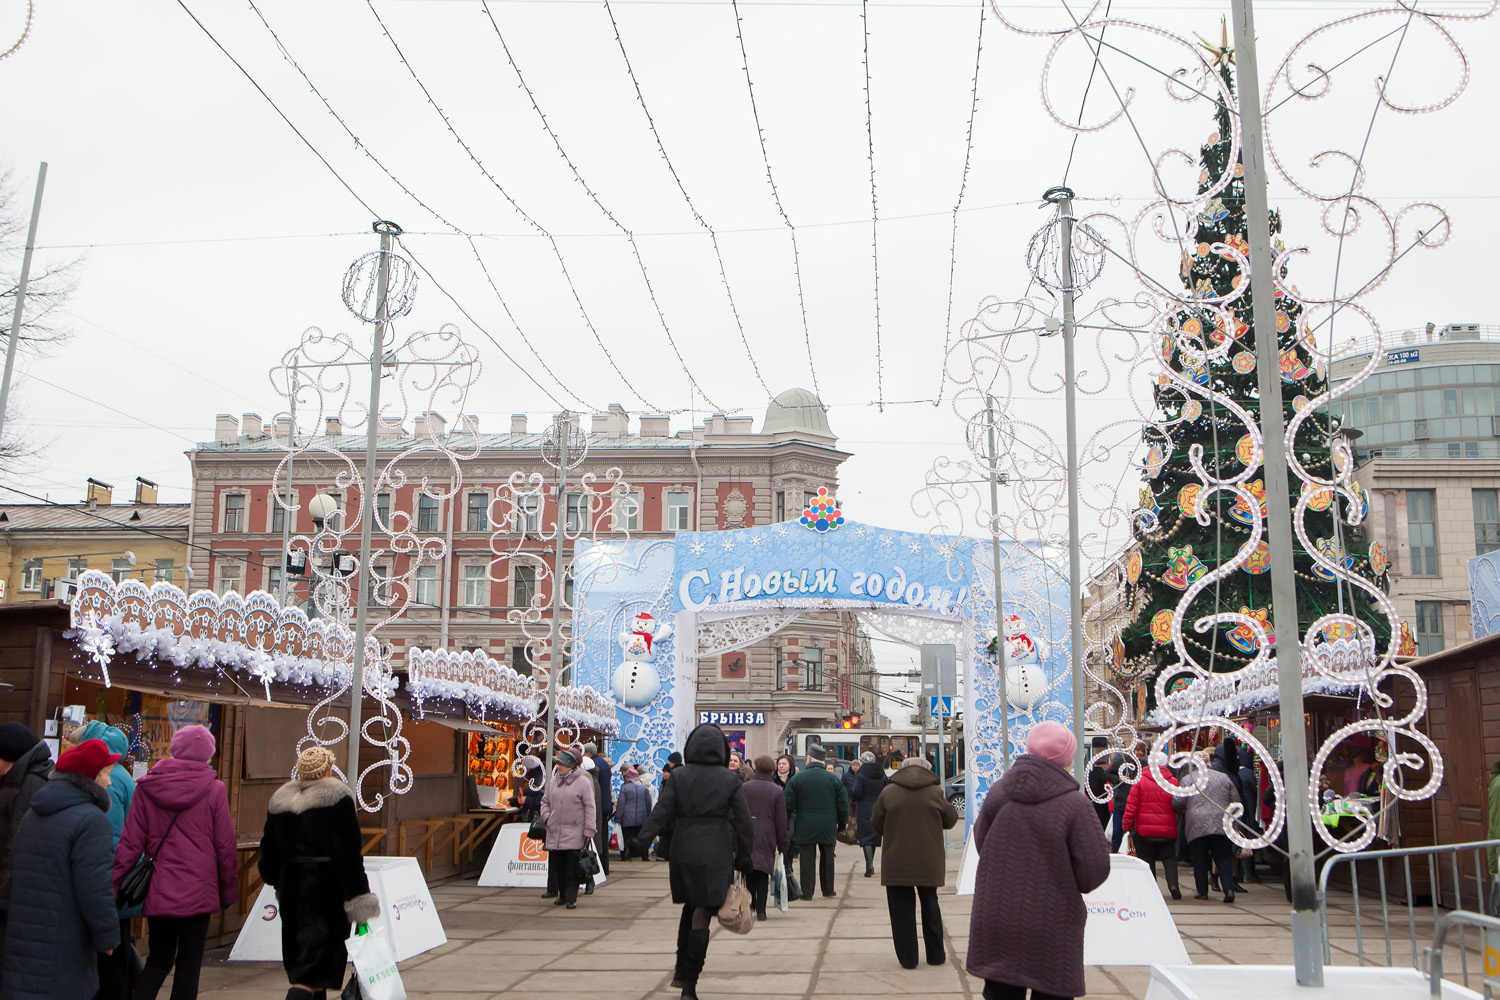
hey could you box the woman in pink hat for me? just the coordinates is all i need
[112,725,237,1000]
[966,721,1110,1000]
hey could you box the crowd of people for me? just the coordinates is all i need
[0,723,379,1000]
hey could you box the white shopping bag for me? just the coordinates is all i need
[347,924,407,1000]
[771,855,789,913]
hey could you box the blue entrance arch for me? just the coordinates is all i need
[570,519,1072,818]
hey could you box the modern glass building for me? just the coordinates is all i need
[1328,322,1500,459]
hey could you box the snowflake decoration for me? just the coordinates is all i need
[854,525,869,538]
[906,538,923,553]
[878,535,896,549]
[689,540,708,557]
[720,537,736,552]
[748,535,767,549]
[799,486,845,533]
[773,525,788,538]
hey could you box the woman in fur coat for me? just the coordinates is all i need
[258,748,379,1000]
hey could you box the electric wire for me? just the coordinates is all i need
[243,0,598,412]
[861,0,885,410]
[728,0,822,399]
[362,0,670,412]
[173,0,380,219]
[478,0,730,411]
[937,0,986,405]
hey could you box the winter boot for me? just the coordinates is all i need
[680,928,711,1000]
[863,844,875,877]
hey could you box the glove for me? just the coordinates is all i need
[734,854,754,874]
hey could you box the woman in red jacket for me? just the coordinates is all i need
[1121,758,1182,900]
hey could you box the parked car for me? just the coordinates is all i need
[943,770,966,817]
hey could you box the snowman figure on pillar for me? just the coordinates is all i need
[1002,613,1047,711]
[613,611,673,707]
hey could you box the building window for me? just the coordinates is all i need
[20,559,42,591]
[665,492,691,531]
[1476,489,1500,555]
[1448,442,1462,459]
[412,564,437,606]
[462,564,488,607]
[110,558,132,583]
[1414,601,1444,656]
[563,567,576,607]
[67,557,88,580]
[511,645,532,677]
[466,492,488,533]
[271,499,287,534]
[217,563,242,594]
[803,490,818,512]
[518,494,540,534]
[514,566,537,607]
[153,559,174,584]
[775,491,786,523]
[267,566,284,596]
[802,647,824,692]
[1444,388,1460,416]
[565,493,590,533]
[1407,489,1438,576]
[615,492,641,532]
[223,493,246,533]
[1466,441,1480,459]
[417,494,441,533]
[776,647,788,689]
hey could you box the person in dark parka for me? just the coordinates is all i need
[615,767,653,862]
[73,721,136,1000]
[258,747,380,997]
[634,725,754,1000]
[653,752,683,862]
[518,756,545,822]
[783,744,849,900]
[850,752,887,878]
[0,724,52,953]
[741,756,789,920]
[968,722,1109,1000]
[0,738,121,1000]
[872,756,958,970]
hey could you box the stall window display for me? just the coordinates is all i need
[62,677,217,776]
[467,729,517,805]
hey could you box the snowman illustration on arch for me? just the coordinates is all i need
[613,611,673,707]
[1001,613,1048,711]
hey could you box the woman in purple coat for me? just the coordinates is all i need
[967,722,1110,1000]
[112,725,237,1000]
[741,756,790,920]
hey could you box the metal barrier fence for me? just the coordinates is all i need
[1427,910,1500,997]
[1317,838,1500,990]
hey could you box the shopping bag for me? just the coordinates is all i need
[772,855,789,913]
[784,858,802,901]
[347,923,407,1000]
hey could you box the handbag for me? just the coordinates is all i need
[784,858,801,901]
[579,843,601,879]
[116,809,183,909]
[526,820,547,842]
[716,872,755,934]
[771,855,790,913]
[346,923,407,1000]
[837,805,859,847]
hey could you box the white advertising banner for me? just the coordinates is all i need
[230,856,446,964]
[958,837,1190,967]
[477,821,608,888]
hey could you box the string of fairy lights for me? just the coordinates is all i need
[938,0,986,404]
[860,0,885,410]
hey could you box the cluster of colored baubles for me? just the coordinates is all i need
[800,486,844,533]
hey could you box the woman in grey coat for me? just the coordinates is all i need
[539,749,597,910]
[1174,748,1240,903]
[0,739,122,1000]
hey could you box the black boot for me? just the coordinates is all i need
[680,928,710,999]
[863,844,875,877]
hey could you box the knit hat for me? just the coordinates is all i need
[297,746,336,780]
[623,766,639,779]
[169,724,216,762]
[556,749,581,770]
[1026,721,1077,769]
[520,755,542,771]
[859,751,876,764]
[807,744,827,762]
[0,723,40,763]
[582,742,598,755]
[667,752,683,766]
[900,756,933,771]
[581,755,596,772]
[55,738,122,778]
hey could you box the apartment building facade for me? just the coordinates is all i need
[186,388,876,757]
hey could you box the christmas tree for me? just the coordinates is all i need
[1118,49,1392,692]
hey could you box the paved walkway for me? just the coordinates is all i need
[191,852,1478,998]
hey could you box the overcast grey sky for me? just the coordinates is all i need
[3,0,1494,555]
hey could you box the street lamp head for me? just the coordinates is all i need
[308,492,341,527]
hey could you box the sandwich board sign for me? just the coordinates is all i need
[478,820,608,889]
